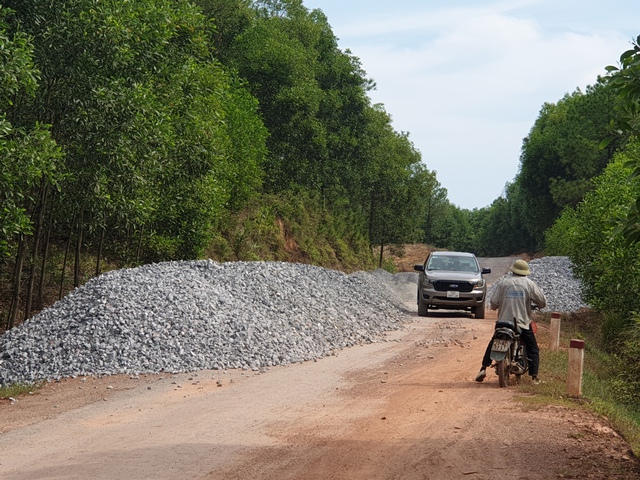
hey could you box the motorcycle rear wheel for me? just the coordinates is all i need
[497,359,510,388]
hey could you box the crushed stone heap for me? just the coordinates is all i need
[0,261,407,385]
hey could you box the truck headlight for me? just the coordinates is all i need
[422,277,434,288]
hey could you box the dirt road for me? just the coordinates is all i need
[0,259,638,479]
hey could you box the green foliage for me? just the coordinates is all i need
[544,207,578,256]
[599,311,631,353]
[517,83,621,247]
[417,171,449,247]
[545,142,640,400]
[605,36,640,136]
[228,7,326,191]
[605,37,640,247]
[0,121,63,252]
[0,7,64,258]
[0,6,38,103]
[1,0,269,263]
[0,0,452,326]
[615,312,640,403]
[222,79,268,210]
[428,203,476,252]
[193,0,254,62]
[195,0,441,259]
[468,80,621,256]
[546,147,640,314]
[467,69,624,256]
[545,143,640,408]
[363,111,426,249]
[469,180,535,256]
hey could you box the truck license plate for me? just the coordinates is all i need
[492,339,510,352]
[447,291,459,298]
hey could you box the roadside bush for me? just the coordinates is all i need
[615,312,640,405]
[546,148,640,316]
[544,207,578,256]
[544,145,640,408]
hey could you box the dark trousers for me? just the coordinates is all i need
[482,326,539,377]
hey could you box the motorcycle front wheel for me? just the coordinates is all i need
[497,358,510,387]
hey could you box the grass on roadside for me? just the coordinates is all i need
[515,311,640,456]
[0,382,41,399]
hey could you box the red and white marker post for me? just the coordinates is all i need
[567,339,585,397]
[549,312,561,351]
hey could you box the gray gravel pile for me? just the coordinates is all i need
[487,256,588,313]
[369,270,418,306]
[0,261,407,385]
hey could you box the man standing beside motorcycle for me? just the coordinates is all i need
[475,259,547,384]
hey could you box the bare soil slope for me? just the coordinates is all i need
[0,257,638,479]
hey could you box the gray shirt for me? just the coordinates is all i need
[489,274,547,330]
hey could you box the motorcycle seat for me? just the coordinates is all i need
[493,325,516,341]
[495,321,516,331]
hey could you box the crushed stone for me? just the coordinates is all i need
[0,261,406,385]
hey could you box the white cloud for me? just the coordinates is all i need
[330,8,626,208]
[306,0,639,208]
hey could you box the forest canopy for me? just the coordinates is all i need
[0,0,453,329]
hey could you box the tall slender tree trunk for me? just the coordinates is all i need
[136,225,145,263]
[425,198,433,244]
[38,213,52,310]
[7,234,26,330]
[378,241,385,269]
[377,213,388,269]
[95,226,105,277]
[59,231,71,300]
[74,210,84,288]
[25,178,48,320]
[368,189,376,242]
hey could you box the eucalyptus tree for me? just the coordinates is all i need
[420,176,448,246]
[545,145,640,315]
[516,81,621,248]
[475,197,518,256]
[223,0,374,204]
[315,31,375,209]
[228,3,326,192]
[0,6,64,328]
[193,0,255,63]
[3,0,267,270]
[430,203,476,253]
[0,6,38,258]
[469,179,536,256]
[356,104,434,262]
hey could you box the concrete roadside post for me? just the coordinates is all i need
[567,339,585,397]
[550,312,561,351]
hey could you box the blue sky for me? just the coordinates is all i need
[303,0,640,209]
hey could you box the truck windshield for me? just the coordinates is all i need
[427,256,479,273]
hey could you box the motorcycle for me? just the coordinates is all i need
[489,305,539,388]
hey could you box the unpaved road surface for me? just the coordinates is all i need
[1,258,638,479]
